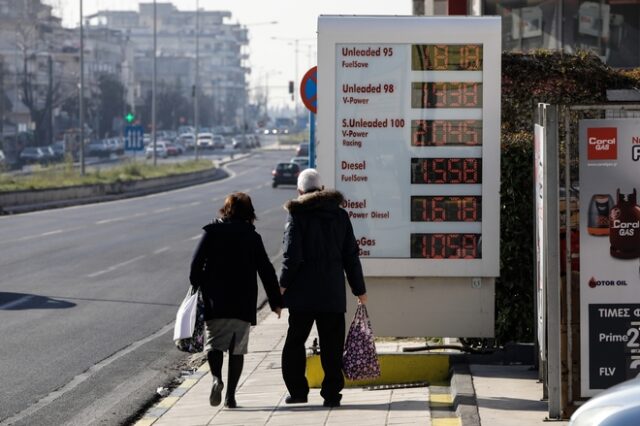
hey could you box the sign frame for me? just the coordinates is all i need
[317,16,501,277]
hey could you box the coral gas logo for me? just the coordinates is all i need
[587,127,617,160]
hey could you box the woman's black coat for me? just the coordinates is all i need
[279,190,366,313]
[189,219,282,325]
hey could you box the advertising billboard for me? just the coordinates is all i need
[579,119,640,396]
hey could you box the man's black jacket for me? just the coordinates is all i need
[279,190,366,312]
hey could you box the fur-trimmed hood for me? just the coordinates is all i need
[284,189,345,213]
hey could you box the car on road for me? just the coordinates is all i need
[19,147,47,164]
[196,133,214,148]
[145,142,168,159]
[211,134,225,149]
[290,156,309,170]
[296,142,309,157]
[569,377,640,426]
[272,162,300,188]
[165,142,181,156]
[88,140,111,158]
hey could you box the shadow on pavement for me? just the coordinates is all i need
[0,292,76,310]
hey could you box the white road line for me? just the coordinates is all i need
[86,255,147,278]
[153,207,175,213]
[40,229,64,236]
[0,322,175,426]
[0,295,35,310]
[259,205,284,217]
[96,217,124,225]
[188,235,202,241]
[153,246,170,255]
[188,201,201,206]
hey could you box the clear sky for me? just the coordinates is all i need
[47,0,412,110]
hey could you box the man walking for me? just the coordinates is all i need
[279,168,367,407]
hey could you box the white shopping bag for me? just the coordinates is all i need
[173,288,198,341]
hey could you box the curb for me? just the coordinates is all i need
[449,356,481,426]
[134,364,210,426]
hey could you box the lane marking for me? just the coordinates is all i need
[188,235,201,241]
[188,201,201,206]
[0,295,35,310]
[0,322,175,426]
[0,226,87,246]
[153,207,175,214]
[87,255,147,278]
[153,246,170,255]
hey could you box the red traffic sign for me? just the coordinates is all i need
[300,66,317,114]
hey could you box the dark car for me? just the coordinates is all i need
[272,162,300,188]
[296,142,309,157]
[19,147,46,164]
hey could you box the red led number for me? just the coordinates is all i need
[411,120,482,146]
[412,44,483,71]
[411,158,482,184]
[411,196,481,222]
[411,233,481,259]
[412,82,482,108]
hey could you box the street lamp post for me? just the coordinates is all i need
[270,37,314,123]
[193,0,199,161]
[79,0,85,175]
[152,0,157,166]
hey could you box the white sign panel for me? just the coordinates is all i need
[579,119,640,396]
[317,16,501,277]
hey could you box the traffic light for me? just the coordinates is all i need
[289,80,294,100]
[125,113,135,123]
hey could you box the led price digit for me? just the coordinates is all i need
[411,44,483,71]
[411,196,482,222]
[410,158,482,184]
[411,120,482,146]
[410,233,481,259]
[411,82,482,109]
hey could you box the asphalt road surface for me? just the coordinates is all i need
[0,143,298,425]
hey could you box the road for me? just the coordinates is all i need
[0,142,298,425]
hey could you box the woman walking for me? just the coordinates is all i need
[190,192,283,408]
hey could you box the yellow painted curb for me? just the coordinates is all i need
[430,394,453,404]
[179,378,199,388]
[133,418,156,426]
[156,396,179,408]
[306,353,449,388]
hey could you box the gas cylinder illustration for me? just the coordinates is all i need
[588,194,614,236]
[609,188,640,259]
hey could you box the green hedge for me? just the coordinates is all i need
[495,51,640,344]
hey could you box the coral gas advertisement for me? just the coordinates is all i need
[579,119,640,396]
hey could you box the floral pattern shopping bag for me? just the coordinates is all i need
[342,304,381,380]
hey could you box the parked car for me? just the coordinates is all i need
[105,138,124,155]
[88,140,111,157]
[296,142,309,157]
[196,133,214,148]
[290,156,309,170]
[41,145,59,163]
[272,162,300,188]
[178,133,195,149]
[211,134,225,149]
[569,377,640,426]
[145,142,168,158]
[0,149,6,167]
[165,142,181,156]
[19,147,47,164]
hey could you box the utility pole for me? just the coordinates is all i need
[0,57,4,139]
[193,0,199,161]
[79,0,85,175]
[152,0,157,166]
[48,55,53,145]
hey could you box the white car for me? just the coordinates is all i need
[570,377,640,426]
[290,156,309,170]
[196,133,214,148]
[145,142,168,158]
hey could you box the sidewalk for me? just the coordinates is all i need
[135,308,568,426]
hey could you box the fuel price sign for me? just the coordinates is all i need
[317,16,501,277]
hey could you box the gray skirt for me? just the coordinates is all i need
[204,318,251,355]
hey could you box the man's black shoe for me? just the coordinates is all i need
[285,395,308,404]
[323,400,341,408]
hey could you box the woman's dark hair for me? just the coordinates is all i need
[219,192,257,223]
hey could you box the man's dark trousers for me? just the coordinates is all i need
[282,311,345,403]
